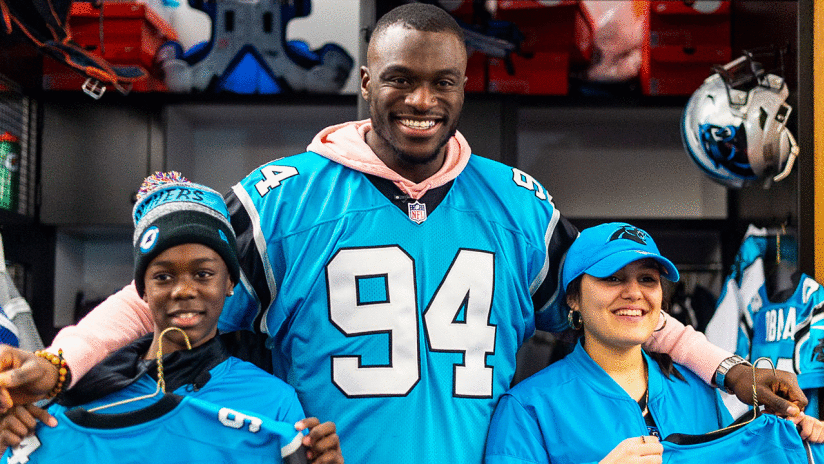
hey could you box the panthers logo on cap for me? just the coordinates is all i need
[139,226,160,253]
[608,225,648,245]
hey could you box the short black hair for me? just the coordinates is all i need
[371,2,465,46]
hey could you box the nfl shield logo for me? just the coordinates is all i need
[408,201,427,224]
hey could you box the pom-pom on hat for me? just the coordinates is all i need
[132,172,239,297]
[562,222,679,292]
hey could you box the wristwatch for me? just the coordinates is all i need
[714,355,751,393]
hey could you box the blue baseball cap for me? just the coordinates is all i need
[562,222,679,291]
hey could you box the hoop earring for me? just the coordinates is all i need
[654,311,668,332]
[567,310,583,330]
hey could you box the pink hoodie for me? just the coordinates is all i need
[50,120,727,386]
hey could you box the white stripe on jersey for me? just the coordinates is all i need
[533,208,565,314]
[231,183,278,334]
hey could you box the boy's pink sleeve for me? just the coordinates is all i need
[47,281,154,387]
[643,312,731,385]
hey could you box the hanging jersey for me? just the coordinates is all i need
[1,394,306,464]
[662,413,808,464]
[792,278,824,391]
[220,152,575,464]
[706,226,770,355]
[742,274,823,375]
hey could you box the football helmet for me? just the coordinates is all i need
[681,54,798,188]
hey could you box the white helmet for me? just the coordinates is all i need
[681,54,798,189]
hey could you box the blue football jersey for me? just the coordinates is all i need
[219,152,575,464]
[741,274,823,375]
[2,395,306,464]
[662,413,808,464]
[793,278,824,391]
[706,229,769,356]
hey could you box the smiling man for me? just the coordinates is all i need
[362,13,467,182]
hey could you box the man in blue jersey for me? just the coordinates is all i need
[0,3,814,464]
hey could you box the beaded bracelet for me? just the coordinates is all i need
[34,349,69,398]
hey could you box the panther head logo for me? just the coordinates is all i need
[608,225,648,246]
[813,338,824,363]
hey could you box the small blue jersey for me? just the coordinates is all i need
[1,395,305,464]
[220,152,576,464]
[484,341,731,464]
[661,414,808,464]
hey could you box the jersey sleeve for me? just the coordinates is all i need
[532,213,579,334]
[219,174,288,335]
[49,282,153,387]
[644,312,730,385]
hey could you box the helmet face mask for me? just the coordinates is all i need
[682,55,798,189]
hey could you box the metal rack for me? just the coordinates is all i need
[0,75,38,220]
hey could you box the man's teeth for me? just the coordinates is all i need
[615,309,643,317]
[400,119,435,129]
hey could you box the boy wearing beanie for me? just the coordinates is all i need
[0,173,342,464]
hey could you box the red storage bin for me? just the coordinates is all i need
[42,1,177,92]
[487,52,568,95]
[640,45,731,96]
[641,0,731,95]
[464,51,487,94]
[67,2,177,70]
[494,0,579,53]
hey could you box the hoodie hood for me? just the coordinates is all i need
[306,119,471,200]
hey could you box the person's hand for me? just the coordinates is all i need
[724,365,806,417]
[599,436,662,464]
[0,404,56,448]
[788,412,824,443]
[0,345,60,411]
[295,417,343,464]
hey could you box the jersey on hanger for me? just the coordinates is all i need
[220,152,573,464]
[2,394,306,464]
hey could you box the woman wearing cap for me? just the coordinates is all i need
[0,173,343,463]
[484,222,736,464]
